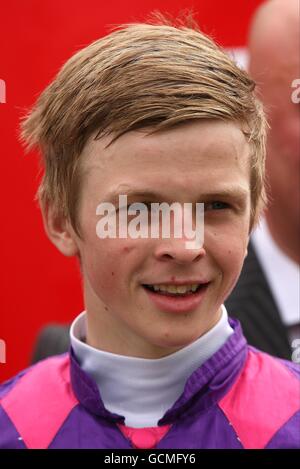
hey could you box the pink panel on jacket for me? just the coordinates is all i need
[118,423,172,449]
[1,355,78,448]
[219,349,300,448]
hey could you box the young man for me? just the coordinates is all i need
[0,15,299,449]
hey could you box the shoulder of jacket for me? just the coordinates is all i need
[218,348,300,449]
[0,353,78,449]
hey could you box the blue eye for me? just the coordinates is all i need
[130,202,153,211]
[119,202,153,213]
[141,202,153,210]
[205,201,229,211]
[118,202,151,211]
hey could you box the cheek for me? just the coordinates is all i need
[82,239,139,301]
[217,247,244,278]
[212,242,247,303]
[208,226,248,279]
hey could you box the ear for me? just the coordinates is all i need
[40,202,79,257]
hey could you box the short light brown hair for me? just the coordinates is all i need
[21,12,267,236]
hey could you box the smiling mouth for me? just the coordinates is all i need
[142,283,209,297]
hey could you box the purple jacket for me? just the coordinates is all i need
[0,319,299,449]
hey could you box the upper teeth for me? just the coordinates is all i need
[151,284,199,294]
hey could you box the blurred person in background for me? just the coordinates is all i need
[226,0,300,359]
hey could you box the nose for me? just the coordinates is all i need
[154,238,206,265]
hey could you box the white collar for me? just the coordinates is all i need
[70,305,233,428]
[251,217,300,326]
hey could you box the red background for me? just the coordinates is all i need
[0,0,264,382]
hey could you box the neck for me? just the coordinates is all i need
[70,306,233,427]
[265,208,300,265]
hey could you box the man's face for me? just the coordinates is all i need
[264,64,300,230]
[249,9,300,233]
[73,120,251,358]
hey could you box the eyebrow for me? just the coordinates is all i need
[103,185,249,204]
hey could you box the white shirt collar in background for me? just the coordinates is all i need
[252,217,300,326]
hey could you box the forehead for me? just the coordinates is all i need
[81,120,251,199]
